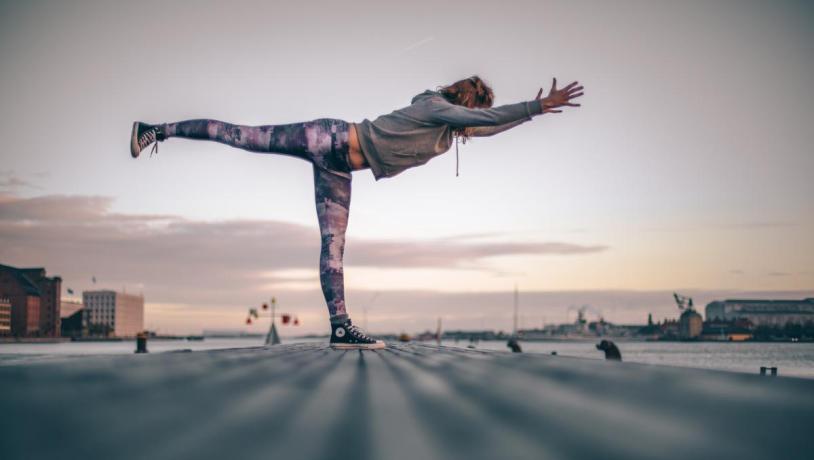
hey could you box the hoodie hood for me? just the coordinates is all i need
[411,89,441,104]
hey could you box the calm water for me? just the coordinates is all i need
[2,338,813,379]
[444,340,814,379]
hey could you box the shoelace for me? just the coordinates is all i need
[138,129,160,157]
[347,324,371,341]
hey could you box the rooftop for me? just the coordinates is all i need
[0,263,42,296]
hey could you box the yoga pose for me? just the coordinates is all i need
[130,76,583,349]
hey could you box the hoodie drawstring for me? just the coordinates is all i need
[455,135,459,177]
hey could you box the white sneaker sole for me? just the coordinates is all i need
[330,341,386,350]
[130,121,141,158]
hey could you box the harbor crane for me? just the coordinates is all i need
[673,293,695,312]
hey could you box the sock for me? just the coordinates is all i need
[330,314,349,325]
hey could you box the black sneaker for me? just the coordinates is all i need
[330,318,385,350]
[130,122,166,158]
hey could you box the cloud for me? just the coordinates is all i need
[729,269,744,275]
[720,221,799,229]
[0,170,41,191]
[399,36,435,54]
[0,193,607,309]
[0,194,113,221]
[768,271,791,277]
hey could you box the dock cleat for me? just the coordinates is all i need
[330,318,385,350]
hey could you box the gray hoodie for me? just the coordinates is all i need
[356,90,544,180]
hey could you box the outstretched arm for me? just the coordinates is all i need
[426,98,541,128]
[467,119,528,137]
[469,79,584,137]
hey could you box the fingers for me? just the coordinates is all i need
[541,77,585,111]
[536,88,543,99]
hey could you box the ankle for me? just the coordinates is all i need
[329,313,349,325]
[156,123,169,140]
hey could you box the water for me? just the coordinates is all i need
[0,337,273,364]
[444,340,814,379]
[2,338,813,379]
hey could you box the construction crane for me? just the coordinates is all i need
[673,292,694,312]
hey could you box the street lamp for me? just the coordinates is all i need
[245,296,300,345]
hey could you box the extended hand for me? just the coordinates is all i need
[536,78,584,114]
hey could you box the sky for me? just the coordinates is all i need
[1,0,812,335]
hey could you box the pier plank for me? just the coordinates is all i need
[1,343,812,460]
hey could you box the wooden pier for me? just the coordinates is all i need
[1,343,812,459]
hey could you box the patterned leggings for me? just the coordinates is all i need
[163,118,353,319]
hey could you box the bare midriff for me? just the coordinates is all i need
[348,123,369,171]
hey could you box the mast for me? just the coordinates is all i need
[266,297,281,345]
[513,284,519,336]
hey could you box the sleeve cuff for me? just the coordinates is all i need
[525,100,543,119]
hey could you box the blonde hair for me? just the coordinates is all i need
[436,75,495,141]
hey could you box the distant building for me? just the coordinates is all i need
[0,264,62,337]
[0,296,11,336]
[701,319,753,341]
[706,298,814,327]
[60,299,85,337]
[17,268,62,337]
[0,264,43,337]
[61,309,84,338]
[61,299,83,318]
[679,309,703,339]
[83,290,144,337]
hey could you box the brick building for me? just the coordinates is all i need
[0,263,62,337]
[0,296,11,336]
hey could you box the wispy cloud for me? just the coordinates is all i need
[720,221,800,230]
[0,193,607,309]
[398,36,435,55]
[0,170,41,191]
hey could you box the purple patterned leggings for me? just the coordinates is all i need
[163,118,352,318]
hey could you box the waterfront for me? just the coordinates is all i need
[1,338,812,379]
[446,340,814,379]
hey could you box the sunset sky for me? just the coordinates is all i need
[1,0,812,334]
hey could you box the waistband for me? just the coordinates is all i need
[320,119,352,180]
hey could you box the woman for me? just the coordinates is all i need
[130,76,584,349]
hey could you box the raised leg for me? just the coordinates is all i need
[161,118,351,166]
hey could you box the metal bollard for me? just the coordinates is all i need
[760,366,778,376]
[135,332,148,354]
